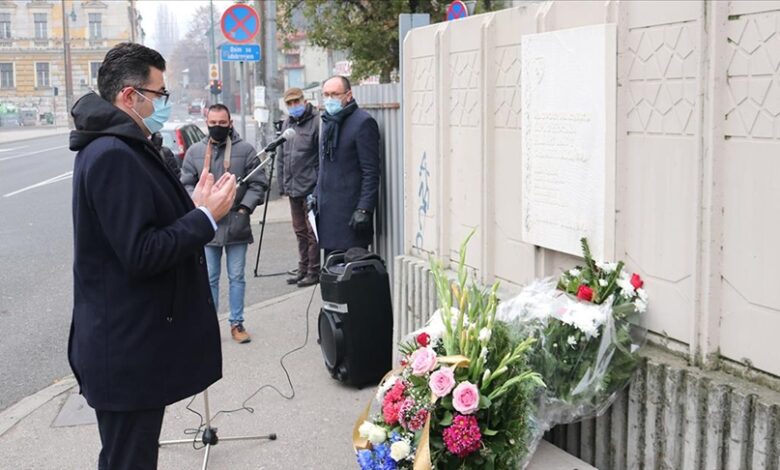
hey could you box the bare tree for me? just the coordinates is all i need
[167,5,225,96]
[154,3,180,59]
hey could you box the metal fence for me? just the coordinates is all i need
[351,83,404,281]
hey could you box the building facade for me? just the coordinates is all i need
[0,0,143,126]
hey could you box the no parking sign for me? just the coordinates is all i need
[220,4,260,44]
[446,1,468,21]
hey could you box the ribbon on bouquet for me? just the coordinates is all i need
[352,355,471,470]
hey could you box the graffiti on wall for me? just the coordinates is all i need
[414,151,431,249]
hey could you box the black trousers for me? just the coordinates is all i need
[96,407,165,470]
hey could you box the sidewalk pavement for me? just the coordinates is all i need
[0,126,71,144]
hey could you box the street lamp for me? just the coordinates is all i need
[61,0,75,126]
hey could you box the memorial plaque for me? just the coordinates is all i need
[520,24,616,261]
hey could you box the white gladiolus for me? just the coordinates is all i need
[480,347,488,360]
[634,299,647,313]
[598,279,608,287]
[637,288,648,302]
[478,327,491,343]
[569,268,581,276]
[390,440,412,461]
[567,335,577,347]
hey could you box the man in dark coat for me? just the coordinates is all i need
[69,42,236,470]
[278,87,320,287]
[310,76,380,255]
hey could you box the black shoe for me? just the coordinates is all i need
[286,273,305,285]
[296,275,319,287]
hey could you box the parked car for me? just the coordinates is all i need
[159,122,206,160]
[188,100,205,115]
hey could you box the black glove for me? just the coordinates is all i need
[349,209,372,233]
[306,194,317,212]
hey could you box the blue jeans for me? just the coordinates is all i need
[204,244,248,326]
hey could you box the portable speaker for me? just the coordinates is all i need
[317,252,393,388]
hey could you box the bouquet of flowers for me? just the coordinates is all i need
[354,233,545,469]
[496,238,647,426]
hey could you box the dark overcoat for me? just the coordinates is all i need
[68,92,222,411]
[316,103,380,250]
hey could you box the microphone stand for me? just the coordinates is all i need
[251,149,277,277]
[158,389,276,470]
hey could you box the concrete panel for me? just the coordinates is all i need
[626,1,701,29]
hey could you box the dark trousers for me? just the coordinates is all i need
[96,407,165,470]
[289,196,320,276]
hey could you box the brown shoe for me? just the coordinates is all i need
[286,273,305,285]
[230,324,251,344]
[296,274,319,287]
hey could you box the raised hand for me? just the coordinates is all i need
[204,174,237,221]
[191,167,214,207]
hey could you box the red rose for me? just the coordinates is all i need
[416,332,430,347]
[630,273,643,289]
[576,285,594,302]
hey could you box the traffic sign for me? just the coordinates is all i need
[221,44,261,62]
[209,63,219,80]
[446,0,468,21]
[220,4,260,44]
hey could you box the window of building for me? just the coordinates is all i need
[287,68,304,89]
[0,13,11,40]
[0,63,13,88]
[34,13,47,40]
[285,53,301,67]
[89,13,102,40]
[35,62,50,88]
[90,61,100,85]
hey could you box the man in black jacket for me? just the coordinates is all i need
[69,42,236,470]
[278,87,320,287]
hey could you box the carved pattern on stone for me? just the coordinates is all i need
[410,56,434,126]
[450,51,480,128]
[625,22,697,136]
[725,13,780,139]
[494,45,522,129]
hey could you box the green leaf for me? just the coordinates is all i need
[479,393,492,409]
[483,427,499,436]
[439,410,453,426]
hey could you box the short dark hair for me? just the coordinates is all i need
[98,42,166,102]
[326,75,351,92]
[207,103,231,120]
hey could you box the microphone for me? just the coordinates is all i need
[263,128,296,152]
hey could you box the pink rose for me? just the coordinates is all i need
[429,367,456,398]
[410,347,438,376]
[452,381,480,415]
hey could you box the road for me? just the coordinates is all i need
[0,117,299,412]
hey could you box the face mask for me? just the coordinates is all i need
[288,104,305,118]
[132,90,171,134]
[208,125,231,142]
[323,97,343,116]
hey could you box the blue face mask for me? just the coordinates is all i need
[288,104,305,118]
[133,90,171,134]
[323,97,343,116]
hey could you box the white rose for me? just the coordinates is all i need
[368,426,387,445]
[390,440,411,461]
[358,421,374,439]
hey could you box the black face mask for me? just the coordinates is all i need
[208,125,231,142]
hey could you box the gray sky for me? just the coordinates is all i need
[136,0,236,50]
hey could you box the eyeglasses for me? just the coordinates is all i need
[322,91,348,99]
[136,87,170,105]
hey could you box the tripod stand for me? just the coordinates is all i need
[159,389,276,470]
[253,150,277,277]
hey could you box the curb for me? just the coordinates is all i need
[0,376,77,438]
[0,288,318,439]
[0,128,71,144]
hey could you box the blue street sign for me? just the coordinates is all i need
[446,0,468,21]
[221,44,261,62]
[220,4,260,44]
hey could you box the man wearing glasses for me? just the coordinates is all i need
[69,42,235,469]
[308,75,380,257]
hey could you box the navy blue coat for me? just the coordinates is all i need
[69,93,222,411]
[316,103,380,250]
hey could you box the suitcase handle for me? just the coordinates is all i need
[340,259,386,281]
